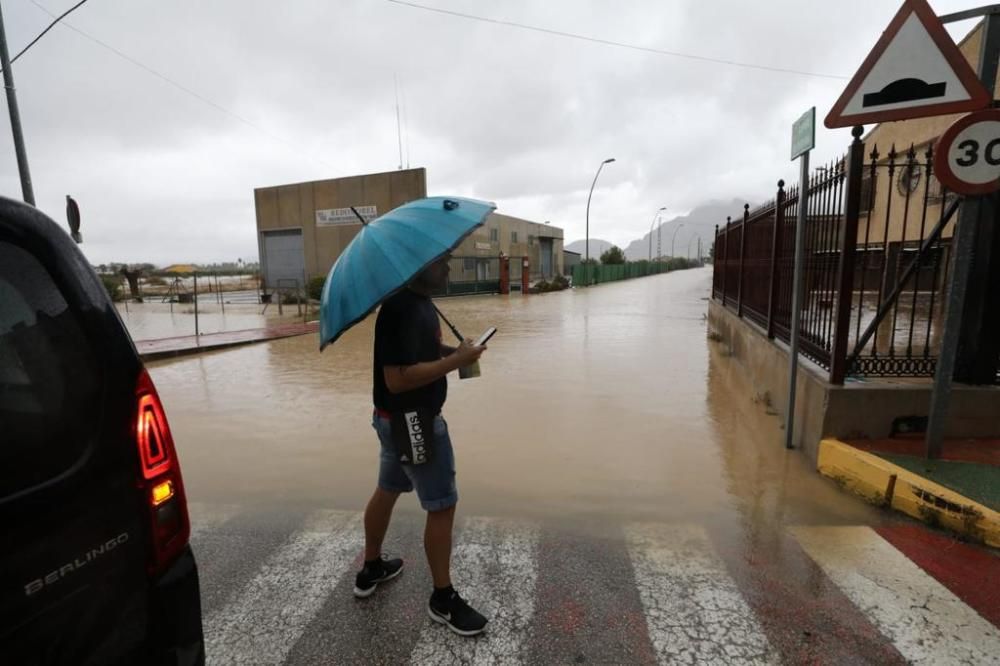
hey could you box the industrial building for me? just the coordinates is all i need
[254,168,563,293]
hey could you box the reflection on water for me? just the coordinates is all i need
[150,268,881,531]
[116,302,309,340]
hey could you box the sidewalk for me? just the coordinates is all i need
[818,437,1000,548]
[851,437,1000,512]
[136,321,318,361]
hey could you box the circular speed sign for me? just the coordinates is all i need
[935,109,1000,196]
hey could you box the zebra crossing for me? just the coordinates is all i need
[625,524,779,665]
[187,503,1000,665]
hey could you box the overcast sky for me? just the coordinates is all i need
[0,0,986,265]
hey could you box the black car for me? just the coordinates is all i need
[0,197,204,665]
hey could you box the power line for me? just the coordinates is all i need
[24,0,333,168]
[2,0,90,73]
[386,0,848,81]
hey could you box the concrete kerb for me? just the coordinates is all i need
[818,438,1000,548]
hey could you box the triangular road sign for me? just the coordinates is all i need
[825,0,992,128]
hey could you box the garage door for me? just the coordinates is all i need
[539,238,553,278]
[261,230,305,289]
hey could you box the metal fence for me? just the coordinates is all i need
[714,161,848,372]
[431,256,501,296]
[712,131,999,384]
[845,145,956,377]
[575,258,697,286]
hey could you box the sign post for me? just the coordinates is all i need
[785,107,815,450]
[824,0,998,458]
[923,10,1000,458]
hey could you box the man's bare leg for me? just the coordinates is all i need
[363,487,400,560]
[425,505,456,588]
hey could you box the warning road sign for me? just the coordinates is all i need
[825,0,991,128]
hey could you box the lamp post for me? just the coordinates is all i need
[687,234,702,261]
[0,3,34,205]
[648,206,666,262]
[585,157,616,285]
[670,223,685,260]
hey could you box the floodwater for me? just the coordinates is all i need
[149,267,881,534]
[116,302,309,340]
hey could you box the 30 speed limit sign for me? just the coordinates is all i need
[935,109,1000,195]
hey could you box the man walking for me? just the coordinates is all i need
[353,255,489,637]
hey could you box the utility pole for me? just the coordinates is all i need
[926,6,1000,456]
[942,6,1000,387]
[0,2,35,205]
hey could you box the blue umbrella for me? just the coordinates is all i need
[319,195,496,350]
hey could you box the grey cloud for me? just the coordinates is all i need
[0,0,981,263]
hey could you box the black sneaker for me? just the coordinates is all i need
[428,588,488,636]
[353,555,403,598]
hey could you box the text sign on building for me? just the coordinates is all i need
[474,242,492,251]
[791,107,816,160]
[934,109,1000,196]
[825,0,990,128]
[315,205,377,226]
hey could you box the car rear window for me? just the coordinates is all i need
[0,241,102,499]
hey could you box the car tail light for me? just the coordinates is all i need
[135,369,190,575]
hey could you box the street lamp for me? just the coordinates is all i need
[585,157,616,284]
[687,234,703,261]
[648,206,666,262]
[0,4,35,205]
[670,223,685,260]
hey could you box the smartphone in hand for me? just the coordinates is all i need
[474,327,497,347]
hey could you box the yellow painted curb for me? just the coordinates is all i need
[818,438,1000,548]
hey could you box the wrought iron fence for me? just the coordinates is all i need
[845,144,956,377]
[710,130,997,384]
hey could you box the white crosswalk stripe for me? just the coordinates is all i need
[407,517,540,665]
[202,510,362,666]
[625,523,780,665]
[186,501,1000,666]
[791,526,1000,666]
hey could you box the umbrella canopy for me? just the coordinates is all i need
[319,196,496,350]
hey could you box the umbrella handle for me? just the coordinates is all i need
[432,304,465,343]
[350,206,368,225]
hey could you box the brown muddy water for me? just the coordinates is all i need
[149,268,882,533]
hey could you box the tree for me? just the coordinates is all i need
[119,266,144,301]
[600,245,626,265]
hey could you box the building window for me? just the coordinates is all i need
[511,231,518,243]
[489,228,499,242]
[464,258,475,271]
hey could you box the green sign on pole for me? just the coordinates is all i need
[791,107,816,161]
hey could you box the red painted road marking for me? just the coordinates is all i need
[709,528,906,665]
[875,523,1000,629]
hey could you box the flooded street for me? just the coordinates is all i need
[151,267,878,531]
[158,269,1000,665]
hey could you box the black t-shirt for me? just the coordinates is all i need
[373,289,447,413]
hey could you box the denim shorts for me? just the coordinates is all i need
[373,412,458,512]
